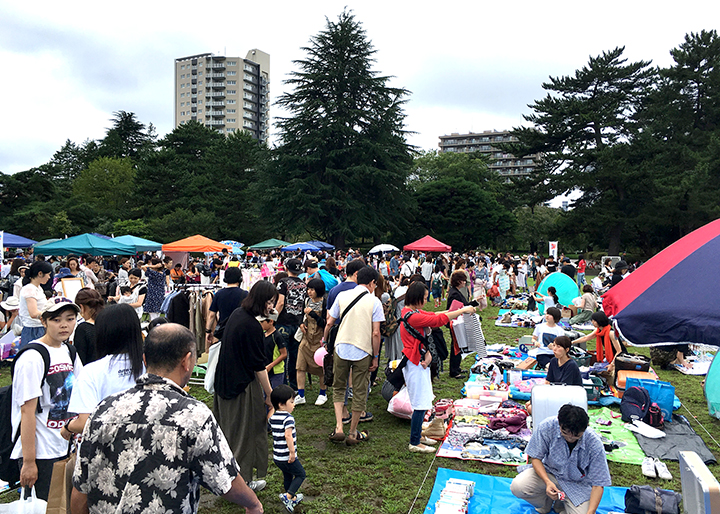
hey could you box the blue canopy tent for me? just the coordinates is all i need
[282,242,321,252]
[1,232,37,248]
[32,233,136,256]
[112,235,163,253]
[306,240,334,250]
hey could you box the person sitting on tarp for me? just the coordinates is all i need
[571,312,624,373]
[511,404,611,514]
[650,344,693,370]
[526,335,582,415]
[531,307,565,369]
[567,285,597,324]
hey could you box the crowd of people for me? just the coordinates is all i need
[0,244,660,513]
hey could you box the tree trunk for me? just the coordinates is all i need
[332,233,345,250]
[608,223,623,256]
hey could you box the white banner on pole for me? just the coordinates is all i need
[549,241,558,259]
[0,231,4,263]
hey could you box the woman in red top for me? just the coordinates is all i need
[400,282,475,453]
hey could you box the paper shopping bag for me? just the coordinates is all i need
[45,452,75,514]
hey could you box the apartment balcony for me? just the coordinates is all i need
[205,91,226,98]
[207,62,226,69]
[209,81,226,89]
[206,111,225,117]
[206,120,225,126]
[208,73,225,79]
[206,101,225,107]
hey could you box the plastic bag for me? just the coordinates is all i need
[203,341,221,394]
[387,386,413,419]
[0,487,48,513]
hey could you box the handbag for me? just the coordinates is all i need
[294,326,304,342]
[46,450,76,514]
[326,290,369,355]
[624,485,681,514]
[203,341,222,394]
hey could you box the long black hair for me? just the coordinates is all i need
[241,280,278,316]
[94,303,144,380]
[23,261,52,286]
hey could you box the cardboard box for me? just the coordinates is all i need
[516,357,537,370]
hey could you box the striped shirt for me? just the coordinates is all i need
[270,411,297,462]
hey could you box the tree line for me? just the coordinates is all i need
[1,14,718,258]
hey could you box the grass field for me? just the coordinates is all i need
[1,299,717,513]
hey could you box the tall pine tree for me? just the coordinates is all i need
[263,10,414,247]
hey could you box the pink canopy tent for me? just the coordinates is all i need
[403,235,452,252]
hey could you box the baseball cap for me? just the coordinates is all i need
[286,258,303,274]
[42,296,81,315]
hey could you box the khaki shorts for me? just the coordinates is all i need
[332,352,371,413]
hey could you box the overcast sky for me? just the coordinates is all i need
[1,0,718,174]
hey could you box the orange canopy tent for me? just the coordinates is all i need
[161,235,232,253]
[403,235,452,252]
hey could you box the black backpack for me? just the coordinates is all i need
[620,386,651,422]
[0,342,77,487]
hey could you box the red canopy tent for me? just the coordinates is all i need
[403,235,452,252]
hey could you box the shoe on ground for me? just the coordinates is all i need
[450,372,466,379]
[249,479,267,492]
[359,411,373,422]
[292,493,304,507]
[293,394,306,405]
[654,458,672,480]
[641,457,656,478]
[315,394,328,406]
[420,436,437,445]
[409,443,436,454]
[280,493,294,513]
[346,430,369,446]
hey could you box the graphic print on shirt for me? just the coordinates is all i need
[279,279,307,317]
[46,363,78,429]
[541,332,557,348]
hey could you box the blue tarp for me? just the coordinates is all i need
[424,468,628,514]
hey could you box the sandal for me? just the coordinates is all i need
[359,411,373,423]
[329,429,346,443]
[342,414,352,425]
[346,430,369,446]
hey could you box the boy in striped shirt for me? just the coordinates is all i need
[270,385,306,512]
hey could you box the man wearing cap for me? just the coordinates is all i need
[12,297,83,501]
[205,267,248,347]
[560,258,576,280]
[275,258,307,390]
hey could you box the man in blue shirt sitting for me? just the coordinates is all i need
[511,404,611,514]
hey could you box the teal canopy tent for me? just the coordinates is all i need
[32,233,136,256]
[112,235,162,253]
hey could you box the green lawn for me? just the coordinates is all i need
[1,302,717,513]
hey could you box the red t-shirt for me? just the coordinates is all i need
[578,259,586,273]
[400,307,449,365]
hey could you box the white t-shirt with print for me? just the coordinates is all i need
[532,323,566,356]
[11,342,83,459]
[69,354,144,414]
[19,284,46,328]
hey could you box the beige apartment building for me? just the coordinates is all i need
[438,130,538,177]
[174,49,270,142]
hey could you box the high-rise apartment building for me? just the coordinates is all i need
[174,49,270,142]
[438,130,539,177]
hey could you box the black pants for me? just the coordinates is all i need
[274,458,306,496]
[449,350,462,376]
[278,324,300,390]
[18,456,63,501]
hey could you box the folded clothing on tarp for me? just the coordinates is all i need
[588,407,646,466]
[632,414,717,464]
[424,467,628,513]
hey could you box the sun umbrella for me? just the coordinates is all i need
[220,240,245,255]
[282,242,320,252]
[368,244,399,254]
[31,233,136,256]
[603,218,720,347]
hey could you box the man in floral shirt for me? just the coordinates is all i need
[71,324,264,514]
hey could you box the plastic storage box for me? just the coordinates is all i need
[531,384,587,431]
[679,450,720,514]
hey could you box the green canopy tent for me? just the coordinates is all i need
[32,233,136,256]
[112,235,163,253]
[247,238,291,250]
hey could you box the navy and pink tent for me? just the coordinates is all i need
[603,218,720,347]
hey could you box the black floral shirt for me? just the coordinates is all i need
[73,374,239,513]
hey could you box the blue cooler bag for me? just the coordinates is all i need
[625,377,675,423]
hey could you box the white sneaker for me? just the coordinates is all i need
[249,479,267,491]
[408,443,435,454]
[654,458,672,480]
[642,457,656,478]
[315,394,328,406]
[419,436,437,445]
[294,394,306,405]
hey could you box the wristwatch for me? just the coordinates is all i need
[205,329,212,334]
